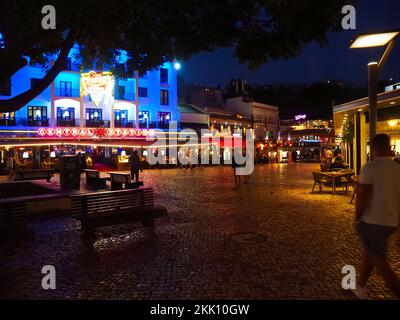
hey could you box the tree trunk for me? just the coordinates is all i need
[0,29,75,113]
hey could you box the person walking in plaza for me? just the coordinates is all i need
[353,134,400,299]
[231,153,241,190]
[6,154,15,179]
[129,149,142,182]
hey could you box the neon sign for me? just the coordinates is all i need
[81,71,114,106]
[295,114,307,121]
[37,127,155,138]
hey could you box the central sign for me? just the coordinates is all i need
[37,127,155,138]
[81,71,114,106]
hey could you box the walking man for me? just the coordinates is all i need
[353,134,400,299]
[129,150,142,182]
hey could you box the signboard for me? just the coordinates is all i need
[60,155,80,190]
[81,71,114,106]
[295,114,307,121]
[385,83,400,92]
[37,127,155,138]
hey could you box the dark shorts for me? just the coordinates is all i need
[356,222,396,259]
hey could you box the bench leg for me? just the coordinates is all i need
[142,217,155,228]
[81,224,95,242]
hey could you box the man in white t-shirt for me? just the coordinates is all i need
[353,134,400,299]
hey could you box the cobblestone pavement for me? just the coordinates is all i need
[1,163,399,300]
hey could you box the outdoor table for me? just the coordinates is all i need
[107,172,131,190]
[320,171,353,195]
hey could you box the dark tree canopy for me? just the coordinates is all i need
[0,0,353,112]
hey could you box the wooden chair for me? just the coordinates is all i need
[350,175,360,204]
[312,172,328,193]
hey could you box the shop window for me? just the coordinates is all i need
[160,68,168,84]
[160,89,169,105]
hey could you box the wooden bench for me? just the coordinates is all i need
[84,169,110,189]
[14,169,54,182]
[70,188,167,242]
[0,199,31,243]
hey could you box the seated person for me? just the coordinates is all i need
[329,156,346,170]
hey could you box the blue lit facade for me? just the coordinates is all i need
[0,45,179,130]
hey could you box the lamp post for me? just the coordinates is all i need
[350,31,399,147]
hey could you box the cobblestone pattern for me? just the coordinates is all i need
[1,163,399,299]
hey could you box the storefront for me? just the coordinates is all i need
[333,88,400,174]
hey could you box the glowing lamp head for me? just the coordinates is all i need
[173,61,181,70]
[121,150,126,157]
[350,31,400,48]
[50,151,56,158]
[22,152,29,159]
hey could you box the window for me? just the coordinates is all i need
[59,81,72,96]
[30,78,41,89]
[0,112,14,120]
[28,106,48,126]
[160,68,168,84]
[57,107,75,126]
[115,85,125,99]
[138,111,149,127]
[157,112,171,125]
[0,78,11,96]
[0,112,15,125]
[160,89,169,105]
[138,87,148,97]
[114,110,128,127]
[86,108,102,121]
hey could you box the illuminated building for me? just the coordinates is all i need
[0,45,179,171]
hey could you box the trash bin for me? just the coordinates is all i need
[60,155,81,190]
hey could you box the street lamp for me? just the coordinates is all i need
[350,30,400,146]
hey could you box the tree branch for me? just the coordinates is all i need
[0,29,75,113]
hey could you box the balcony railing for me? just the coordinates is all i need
[54,87,80,98]
[114,121,135,128]
[0,119,16,126]
[114,92,135,101]
[56,119,76,127]
[85,120,110,128]
[28,119,49,127]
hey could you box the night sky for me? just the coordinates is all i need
[181,0,400,87]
